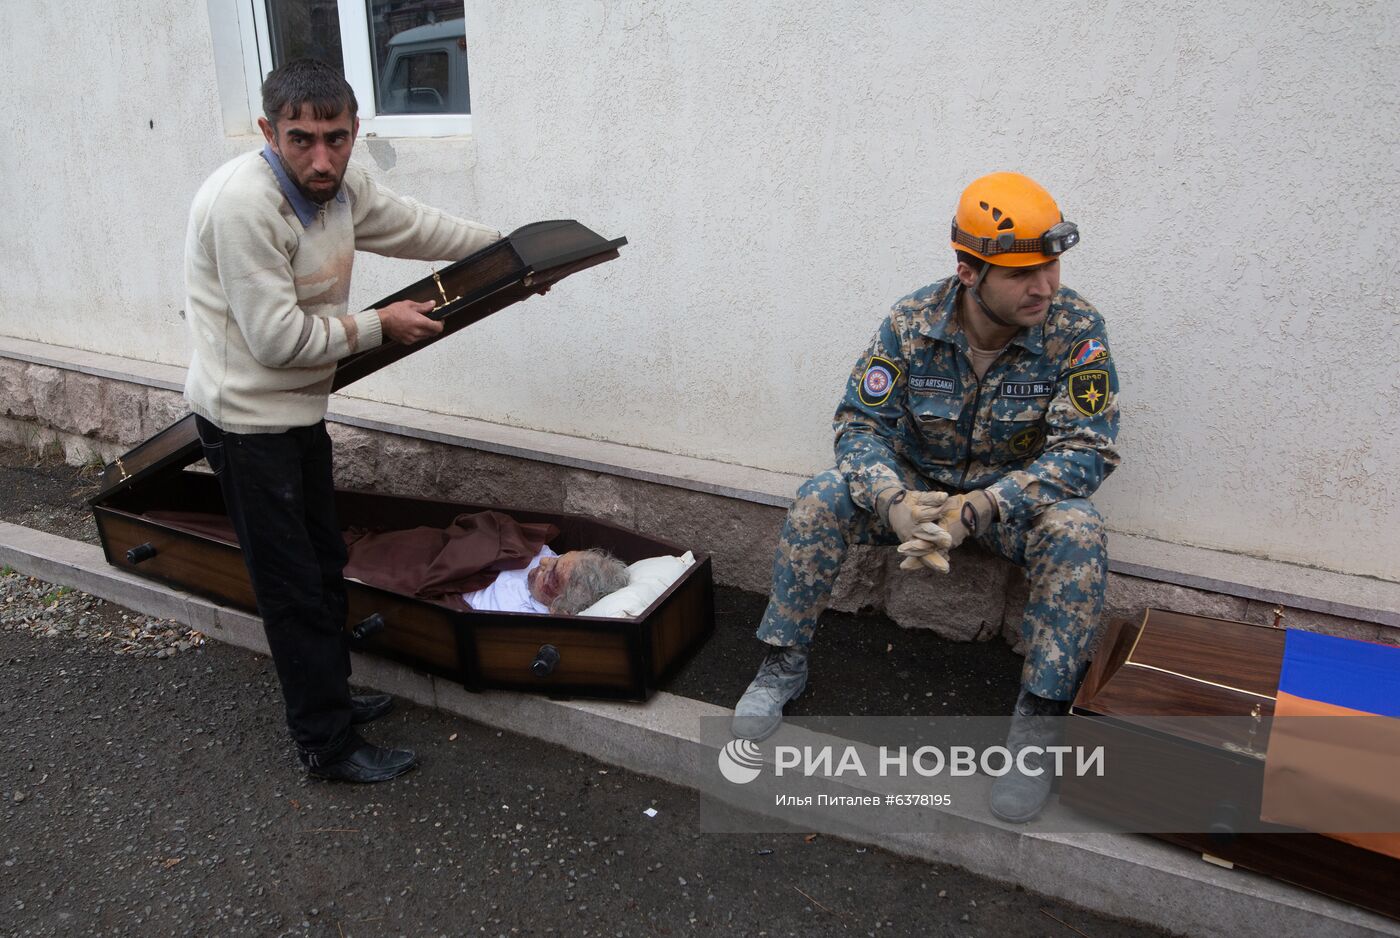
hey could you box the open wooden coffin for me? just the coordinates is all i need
[1064,609,1400,920]
[90,221,715,701]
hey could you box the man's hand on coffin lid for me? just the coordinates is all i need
[378,298,444,345]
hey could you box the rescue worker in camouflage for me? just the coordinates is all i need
[732,172,1120,823]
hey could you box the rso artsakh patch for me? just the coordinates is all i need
[858,356,900,406]
[1069,337,1109,368]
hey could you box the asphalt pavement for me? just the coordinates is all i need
[1,612,1173,938]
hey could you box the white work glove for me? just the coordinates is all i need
[895,489,999,574]
[885,490,953,573]
[932,490,998,551]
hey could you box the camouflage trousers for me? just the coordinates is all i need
[755,467,1107,701]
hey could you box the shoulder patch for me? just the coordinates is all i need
[1069,337,1109,368]
[1068,370,1110,417]
[858,356,900,407]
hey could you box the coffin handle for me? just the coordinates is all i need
[351,613,386,643]
[126,543,157,565]
[531,644,560,678]
[1208,801,1241,848]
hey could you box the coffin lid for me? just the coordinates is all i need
[1071,608,1288,756]
[1075,608,1286,719]
[93,220,626,502]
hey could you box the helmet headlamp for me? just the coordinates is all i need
[951,218,1081,260]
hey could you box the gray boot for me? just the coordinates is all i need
[988,687,1068,823]
[731,644,810,741]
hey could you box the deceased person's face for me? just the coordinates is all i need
[528,552,585,607]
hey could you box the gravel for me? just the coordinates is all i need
[1,570,205,659]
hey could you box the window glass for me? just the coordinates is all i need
[366,1,469,115]
[266,0,345,71]
[384,52,451,113]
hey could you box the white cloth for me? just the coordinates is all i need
[462,545,555,613]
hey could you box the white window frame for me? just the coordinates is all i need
[224,0,471,138]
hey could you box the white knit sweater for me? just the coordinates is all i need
[183,149,500,433]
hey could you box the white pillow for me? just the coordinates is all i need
[579,579,664,618]
[580,552,695,618]
[626,551,694,588]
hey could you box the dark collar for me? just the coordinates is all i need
[260,145,346,228]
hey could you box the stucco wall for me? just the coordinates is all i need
[0,0,1396,581]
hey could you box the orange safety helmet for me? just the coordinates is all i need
[950,172,1080,267]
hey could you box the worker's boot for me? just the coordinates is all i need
[989,686,1068,823]
[731,644,810,741]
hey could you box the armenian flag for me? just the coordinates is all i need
[1262,630,1400,857]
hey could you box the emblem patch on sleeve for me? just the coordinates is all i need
[1068,370,1110,417]
[1009,425,1046,456]
[1069,338,1110,368]
[858,356,900,406]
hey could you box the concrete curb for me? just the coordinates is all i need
[2,521,1396,938]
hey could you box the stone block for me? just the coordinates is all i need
[828,544,886,614]
[25,364,64,426]
[328,423,382,489]
[330,429,573,515]
[59,432,107,465]
[61,371,104,437]
[1104,573,1248,623]
[440,448,568,513]
[359,433,444,498]
[0,415,37,448]
[882,545,1011,642]
[563,469,637,528]
[0,358,35,420]
[142,389,189,436]
[99,380,148,446]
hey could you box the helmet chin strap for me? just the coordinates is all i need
[968,262,1017,329]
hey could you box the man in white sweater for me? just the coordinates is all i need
[184,58,501,783]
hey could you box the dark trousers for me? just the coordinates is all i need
[195,416,357,765]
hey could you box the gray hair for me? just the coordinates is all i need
[550,549,629,615]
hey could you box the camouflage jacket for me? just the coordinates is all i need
[833,276,1120,527]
